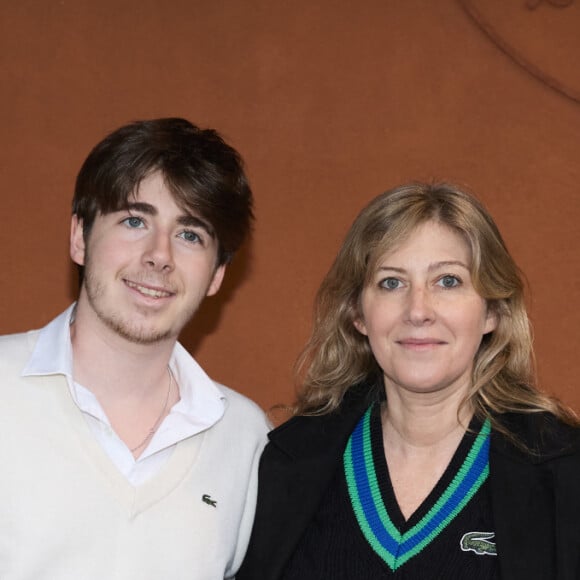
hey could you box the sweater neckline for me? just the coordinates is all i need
[343,403,491,571]
[55,372,205,515]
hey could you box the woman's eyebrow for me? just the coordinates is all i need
[376,261,469,273]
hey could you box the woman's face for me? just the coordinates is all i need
[354,220,496,398]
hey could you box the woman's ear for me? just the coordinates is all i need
[483,304,498,335]
[353,317,368,336]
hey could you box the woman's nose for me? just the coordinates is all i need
[405,287,435,325]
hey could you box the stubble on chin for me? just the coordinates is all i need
[84,272,175,346]
[99,310,173,345]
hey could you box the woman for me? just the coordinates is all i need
[238,183,580,580]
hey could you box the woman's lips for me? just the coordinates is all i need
[397,338,446,349]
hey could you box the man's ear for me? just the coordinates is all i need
[70,215,86,266]
[206,264,226,297]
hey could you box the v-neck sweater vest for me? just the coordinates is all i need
[0,330,268,580]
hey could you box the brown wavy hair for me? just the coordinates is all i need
[73,118,253,269]
[295,182,577,431]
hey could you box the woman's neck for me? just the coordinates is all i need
[381,381,473,452]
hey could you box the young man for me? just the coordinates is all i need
[0,118,269,579]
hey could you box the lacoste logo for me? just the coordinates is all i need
[460,531,497,556]
[202,494,217,507]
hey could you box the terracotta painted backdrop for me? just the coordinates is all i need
[1,0,579,412]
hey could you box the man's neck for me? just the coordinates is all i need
[70,304,182,457]
[70,307,176,402]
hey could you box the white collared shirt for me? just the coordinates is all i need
[22,305,226,485]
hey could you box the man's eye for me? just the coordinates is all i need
[179,231,201,244]
[439,275,460,288]
[380,277,402,290]
[123,216,144,228]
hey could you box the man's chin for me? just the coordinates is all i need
[101,315,173,345]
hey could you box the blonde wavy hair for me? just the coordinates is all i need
[295,182,576,431]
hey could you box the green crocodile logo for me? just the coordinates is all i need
[460,531,497,556]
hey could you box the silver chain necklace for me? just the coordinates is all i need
[130,366,174,453]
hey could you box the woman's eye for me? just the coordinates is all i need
[439,275,460,288]
[179,230,201,244]
[123,216,144,228]
[380,277,402,290]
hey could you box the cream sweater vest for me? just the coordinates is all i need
[0,330,268,580]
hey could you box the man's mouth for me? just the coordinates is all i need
[124,280,174,298]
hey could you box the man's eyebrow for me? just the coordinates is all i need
[177,214,215,238]
[126,202,157,215]
[124,202,215,238]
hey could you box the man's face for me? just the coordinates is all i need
[70,171,225,345]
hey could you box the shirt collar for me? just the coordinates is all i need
[168,341,226,430]
[22,304,226,428]
[22,304,75,378]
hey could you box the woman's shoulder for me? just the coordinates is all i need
[492,411,580,462]
[265,382,377,459]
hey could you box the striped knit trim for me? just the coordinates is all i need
[343,405,491,571]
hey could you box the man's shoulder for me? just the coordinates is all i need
[0,329,39,363]
[215,382,270,432]
[0,330,41,392]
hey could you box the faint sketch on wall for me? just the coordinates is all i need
[526,0,573,8]
[460,0,580,104]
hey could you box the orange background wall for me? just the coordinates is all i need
[1,0,579,412]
